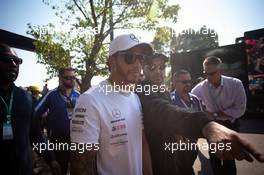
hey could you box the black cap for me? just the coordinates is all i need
[148,53,168,62]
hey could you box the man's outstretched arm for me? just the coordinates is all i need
[138,91,213,138]
[71,149,98,175]
[203,121,264,162]
[137,91,264,163]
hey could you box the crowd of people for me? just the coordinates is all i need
[1,34,264,175]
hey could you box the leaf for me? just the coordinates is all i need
[27,0,180,91]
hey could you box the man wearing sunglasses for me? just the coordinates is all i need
[170,69,204,174]
[143,53,167,86]
[138,54,264,175]
[141,55,204,175]
[172,69,203,112]
[71,34,153,175]
[0,43,60,175]
[35,67,80,175]
[191,56,247,175]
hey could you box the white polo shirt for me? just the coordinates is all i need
[71,80,143,175]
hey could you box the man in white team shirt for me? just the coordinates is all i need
[70,34,153,175]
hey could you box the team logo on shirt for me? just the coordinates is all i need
[112,108,121,119]
[75,108,86,113]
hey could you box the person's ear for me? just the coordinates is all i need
[172,80,177,88]
[109,56,117,72]
[218,69,222,75]
[58,76,63,85]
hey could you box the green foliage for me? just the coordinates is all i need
[152,25,219,54]
[151,25,219,90]
[27,0,180,91]
[151,26,172,54]
[171,25,219,52]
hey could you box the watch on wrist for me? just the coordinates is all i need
[213,112,218,120]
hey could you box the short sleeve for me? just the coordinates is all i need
[71,94,100,144]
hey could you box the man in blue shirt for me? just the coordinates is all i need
[35,67,80,175]
[171,69,203,112]
[191,56,247,175]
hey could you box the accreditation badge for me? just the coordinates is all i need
[3,116,14,140]
[67,107,73,120]
[179,107,194,113]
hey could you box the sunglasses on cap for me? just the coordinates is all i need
[178,80,192,84]
[115,51,148,65]
[146,64,166,72]
[0,56,23,65]
[62,76,75,80]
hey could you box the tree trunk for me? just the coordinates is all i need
[80,74,92,93]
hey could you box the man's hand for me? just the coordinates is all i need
[207,111,232,121]
[206,112,216,120]
[217,111,233,121]
[49,160,61,175]
[203,121,264,162]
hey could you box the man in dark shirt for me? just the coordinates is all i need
[140,53,202,174]
[0,43,60,175]
[138,53,264,175]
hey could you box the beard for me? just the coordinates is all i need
[0,71,18,84]
[63,82,75,89]
[116,62,141,84]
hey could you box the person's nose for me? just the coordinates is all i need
[153,66,163,74]
[156,67,163,73]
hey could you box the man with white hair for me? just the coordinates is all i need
[191,56,247,175]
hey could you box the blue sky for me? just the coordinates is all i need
[0,0,59,89]
[0,0,264,89]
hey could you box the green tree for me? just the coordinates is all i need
[171,25,219,52]
[151,25,219,89]
[151,26,172,54]
[152,25,219,53]
[27,0,180,92]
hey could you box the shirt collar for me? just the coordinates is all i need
[208,75,224,88]
[57,86,74,97]
[173,90,194,102]
[220,76,224,86]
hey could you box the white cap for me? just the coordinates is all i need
[109,34,152,56]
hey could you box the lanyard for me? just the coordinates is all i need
[180,98,193,109]
[0,87,14,122]
[58,89,74,108]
